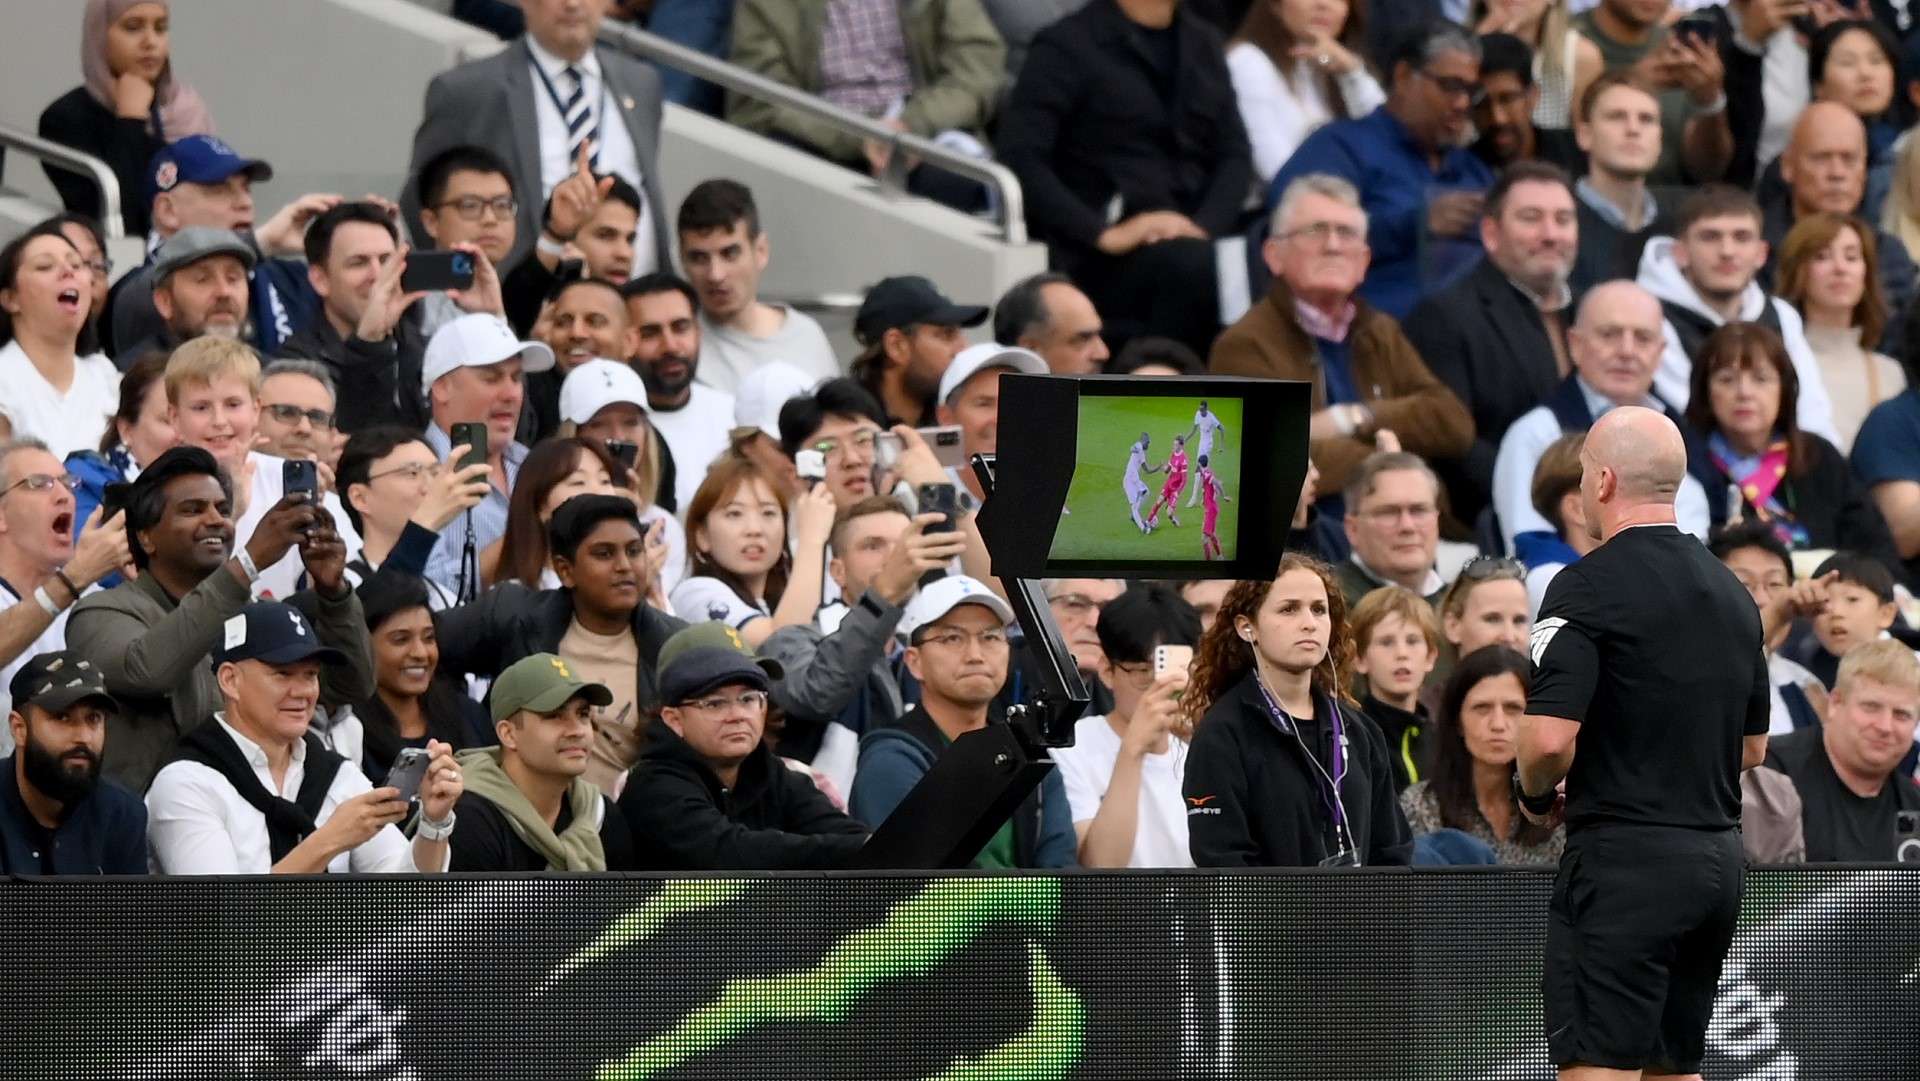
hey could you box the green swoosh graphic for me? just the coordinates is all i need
[928,943,1085,1081]
[595,877,1067,1080]
[536,879,756,994]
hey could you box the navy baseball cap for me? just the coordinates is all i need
[853,276,987,346]
[656,623,784,705]
[148,135,273,203]
[214,602,346,667]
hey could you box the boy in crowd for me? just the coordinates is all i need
[1350,586,1443,793]
[1797,552,1903,690]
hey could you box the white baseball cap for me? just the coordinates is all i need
[937,343,1047,407]
[733,361,818,440]
[898,575,1016,641]
[421,313,555,392]
[559,359,650,426]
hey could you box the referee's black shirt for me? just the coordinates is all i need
[1528,525,1770,832]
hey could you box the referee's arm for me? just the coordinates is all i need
[1518,612,1599,806]
[1741,645,1771,770]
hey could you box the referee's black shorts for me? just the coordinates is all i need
[1544,824,1745,1073]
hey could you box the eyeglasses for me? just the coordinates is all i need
[1280,221,1366,248]
[1416,68,1487,106]
[917,627,1010,651]
[263,403,336,430]
[1,473,80,497]
[811,429,880,460]
[84,257,111,276]
[435,195,517,222]
[1110,661,1155,687]
[1357,502,1438,524]
[1458,555,1525,582]
[680,689,769,715]
[1048,592,1110,618]
[368,462,441,483]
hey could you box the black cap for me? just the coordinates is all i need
[214,601,347,666]
[853,275,988,345]
[10,651,118,715]
[656,622,785,705]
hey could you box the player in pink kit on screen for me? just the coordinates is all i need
[1145,435,1188,529]
[1198,454,1230,560]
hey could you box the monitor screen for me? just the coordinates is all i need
[1050,395,1243,563]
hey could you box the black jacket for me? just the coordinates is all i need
[37,86,162,236]
[618,719,868,870]
[998,0,1251,255]
[0,756,147,875]
[432,581,686,718]
[1685,429,1905,583]
[1404,257,1565,519]
[279,312,430,435]
[1183,674,1412,867]
[1361,694,1431,796]
[1569,189,1672,296]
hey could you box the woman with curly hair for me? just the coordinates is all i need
[1181,553,1413,867]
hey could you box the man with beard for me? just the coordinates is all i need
[624,272,736,513]
[0,440,133,747]
[1407,163,1580,523]
[1471,34,1580,173]
[0,650,145,874]
[115,227,254,367]
[849,276,987,427]
[528,278,638,441]
[67,446,373,792]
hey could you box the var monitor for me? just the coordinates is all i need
[978,375,1308,581]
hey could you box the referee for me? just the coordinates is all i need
[1517,407,1770,1081]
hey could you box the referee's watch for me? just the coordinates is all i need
[1512,773,1558,817]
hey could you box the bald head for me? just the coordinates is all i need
[1587,407,1685,504]
[1573,279,1661,333]
[1784,102,1868,217]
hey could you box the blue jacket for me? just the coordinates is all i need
[848,709,1077,869]
[1265,106,1493,319]
[0,755,147,874]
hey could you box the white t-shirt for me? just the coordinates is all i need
[145,716,438,874]
[649,383,738,514]
[1049,714,1194,868]
[233,450,364,600]
[0,579,91,756]
[697,307,841,394]
[0,342,120,459]
[670,575,770,629]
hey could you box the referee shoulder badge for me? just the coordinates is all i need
[1529,617,1567,666]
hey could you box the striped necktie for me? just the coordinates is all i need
[563,64,601,170]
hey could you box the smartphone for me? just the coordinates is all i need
[386,747,430,804]
[400,250,475,293]
[282,458,316,498]
[449,421,489,473]
[1153,643,1193,678]
[1673,15,1719,46]
[917,482,959,533]
[606,440,639,468]
[1898,810,1920,864]
[796,448,827,485]
[874,432,905,475]
[916,425,966,469]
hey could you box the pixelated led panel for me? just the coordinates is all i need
[0,870,1913,1079]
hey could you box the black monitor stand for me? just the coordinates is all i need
[848,455,1090,870]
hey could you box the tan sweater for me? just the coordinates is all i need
[1805,322,1906,454]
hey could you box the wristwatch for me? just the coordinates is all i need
[416,811,457,842]
[1512,772,1558,817]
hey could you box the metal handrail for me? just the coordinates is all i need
[0,126,125,240]
[597,22,1027,246]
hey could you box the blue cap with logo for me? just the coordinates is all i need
[147,135,273,204]
[214,601,346,667]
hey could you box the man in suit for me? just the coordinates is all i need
[404,0,671,276]
[1406,162,1578,525]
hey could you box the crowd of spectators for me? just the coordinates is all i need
[2,0,1917,877]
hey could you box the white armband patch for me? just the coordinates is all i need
[1529,617,1567,666]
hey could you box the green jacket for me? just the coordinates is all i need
[728,0,1007,163]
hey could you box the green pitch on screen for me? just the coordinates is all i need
[1050,396,1243,562]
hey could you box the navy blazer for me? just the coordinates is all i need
[0,755,147,875]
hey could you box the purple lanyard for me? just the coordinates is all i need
[1254,675,1350,839]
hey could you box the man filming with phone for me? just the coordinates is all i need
[146,600,462,873]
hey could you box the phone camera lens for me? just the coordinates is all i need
[452,253,473,274]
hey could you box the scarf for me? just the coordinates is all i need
[455,748,607,872]
[81,0,216,141]
[173,720,345,864]
[1708,432,1808,548]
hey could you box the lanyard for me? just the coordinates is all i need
[526,43,609,149]
[1253,674,1350,848]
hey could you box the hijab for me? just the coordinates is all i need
[81,0,215,140]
